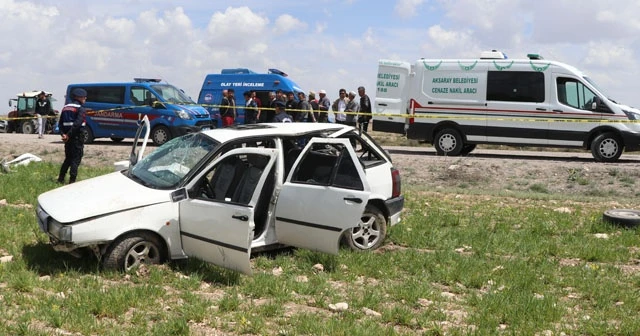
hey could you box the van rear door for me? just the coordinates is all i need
[374,60,411,134]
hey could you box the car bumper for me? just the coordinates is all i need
[385,195,404,226]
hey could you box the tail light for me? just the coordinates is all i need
[391,167,401,198]
[408,99,415,125]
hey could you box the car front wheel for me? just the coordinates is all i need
[343,205,387,251]
[152,125,171,145]
[103,233,164,271]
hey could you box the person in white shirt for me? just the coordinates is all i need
[331,89,349,124]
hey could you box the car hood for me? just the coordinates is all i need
[38,171,172,223]
[180,104,209,117]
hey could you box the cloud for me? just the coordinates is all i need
[394,0,426,18]
[273,14,307,35]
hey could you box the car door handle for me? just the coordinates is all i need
[536,108,547,111]
[378,103,387,106]
[232,215,248,221]
[343,197,363,204]
[553,109,563,113]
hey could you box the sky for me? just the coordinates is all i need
[2,0,640,111]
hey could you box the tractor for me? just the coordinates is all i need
[6,90,58,134]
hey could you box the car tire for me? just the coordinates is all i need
[461,144,477,155]
[434,128,463,156]
[110,137,124,143]
[103,232,164,271]
[82,127,95,144]
[21,120,36,134]
[343,205,387,251]
[591,132,622,162]
[152,125,171,146]
[603,209,640,228]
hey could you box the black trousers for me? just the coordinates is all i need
[58,136,84,183]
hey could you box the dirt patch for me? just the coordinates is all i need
[2,133,640,200]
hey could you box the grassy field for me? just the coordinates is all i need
[1,162,640,335]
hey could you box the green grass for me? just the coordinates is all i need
[1,161,640,334]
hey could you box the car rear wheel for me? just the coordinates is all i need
[152,125,171,145]
[103,233,164,271]
[343,205,387,251]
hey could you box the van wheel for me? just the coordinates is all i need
[461,144,476,155]
[82,127,94,144]
[591,132,622,162]
[110,137,124,143]
[342,205,387,251]
[434,128,463,156]
[103,233,164,271]
[152,125,171,145]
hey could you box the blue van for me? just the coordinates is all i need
[198,68,304,127]
[66,78,213,145]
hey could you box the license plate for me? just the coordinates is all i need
[201,127,210,131]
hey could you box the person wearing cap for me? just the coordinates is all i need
[57,88,88,184]
[317,89,330,122]
[345,91,360,127]
[35,91,53,139]
[272,100,292,123]
[358,86,372,132]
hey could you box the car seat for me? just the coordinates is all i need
[232,154,270,204]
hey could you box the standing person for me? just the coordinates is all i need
[345,91,360,127]
[251,91,262,122]
[243,91,258,124]
[266,91,277,122]
[57,88,87,184]
[35,91,53,139]
[317,89,330,123]
[276,89,286,103]
[331,89,348,124]
[285,91,297,121]
[272,101,292,122]
[221,89,236,127]
[297,91,315,122]
[358,86,372,133]
[308,91,319,122]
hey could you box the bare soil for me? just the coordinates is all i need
[1,132,640,201]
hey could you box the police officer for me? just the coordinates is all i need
[272,101,292,122]
[57,88,87,184]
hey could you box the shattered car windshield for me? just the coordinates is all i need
[129,133,219,189]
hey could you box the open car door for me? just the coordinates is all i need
[179,148,277,275]
[275,138,370,254]
[114,115,150,171]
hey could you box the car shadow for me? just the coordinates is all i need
[22,243,101,275]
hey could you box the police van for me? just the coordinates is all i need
[374,51,640,162]
[66,79,213,145]
[198,68,304,127]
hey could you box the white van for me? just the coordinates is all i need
[373,51,640,162]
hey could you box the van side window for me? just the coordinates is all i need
[84,86,125,104]
[556,77,599,111]
[487,71,545,103]
[130,86,154,106]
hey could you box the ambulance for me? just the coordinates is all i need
[198,68,305,127]
[374,51,640,162]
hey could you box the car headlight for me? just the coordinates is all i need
[623,110,640,120]
[174,109,192,120]
[49,220,72,242]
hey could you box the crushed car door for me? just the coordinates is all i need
[275,138,370,254]
[179,148,277,275]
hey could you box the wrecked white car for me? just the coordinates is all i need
[36,122,404,274]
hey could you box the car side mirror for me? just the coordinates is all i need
[171,188,188,202]
[152,101,164,109]
[592,96,602,111]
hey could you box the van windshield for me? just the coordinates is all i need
[129,133,220,189]
[151,84,196,104]
[584,77,616,103]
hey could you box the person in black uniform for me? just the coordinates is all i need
[272,101,292,123]
[57,88,87,184]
